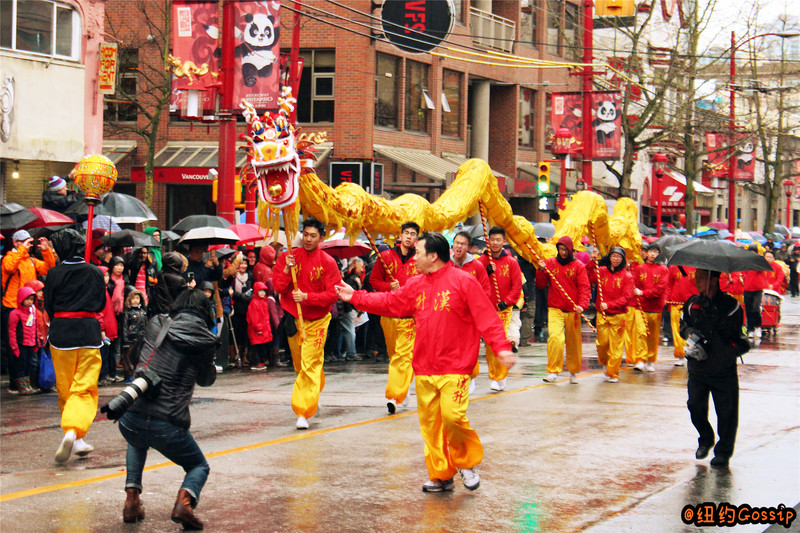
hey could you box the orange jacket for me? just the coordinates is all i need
[2,245,55,309]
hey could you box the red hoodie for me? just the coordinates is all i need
[351,263,510,375]
[535,236,591,312]
[8,286,38,357]
[632,262,669,313]
[478,249,523,308]
[253,245,276,284]
[23,279,48,346]
[247,281,274,344]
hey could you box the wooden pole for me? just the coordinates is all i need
[283,211,305,341]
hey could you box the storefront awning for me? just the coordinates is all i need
[102,140,137,165]
[374,145,461,183]
[670,172,714,194]
[153,142,249,168]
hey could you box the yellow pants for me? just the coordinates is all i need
[289,314,331,419]
[485,307,512,381]
[381,316,416,404]
[416,374,482,481]
[546,308,583,375]
[51,346,102,439]
[596,313,626,379]
[623,308,647,365]
[641,311,662,363]
[670,305,686,358]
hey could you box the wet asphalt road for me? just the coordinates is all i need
[1,299,798,532]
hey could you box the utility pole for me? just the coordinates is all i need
[217,0,237,223]
[581,0,594,191]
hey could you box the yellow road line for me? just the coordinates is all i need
[0,378,565,503]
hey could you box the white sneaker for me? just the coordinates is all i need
[422,478,455,492]
[674,358,686,366]
[543,373,559,383]
[607,377,619,383]
[747,331,754,339]
[55,430,76,463]
[468,379,476,395]
[72,438,94,457]
[459,468,481,491]
[645,362,656,373]
[400,396,409,408]
[496,378,507,391]
[296,416,309,430]
[215,365,223,374]
[634,362,645,372]
[569,373,578,384]
[754,327,762,339]
[489,380,500,391]
[602,365,608,377]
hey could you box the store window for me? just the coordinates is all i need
[104,48,139,123]
[375,53,400,128]
[441,69,461,138]
[452,0,464,24]
[0,0,81,60]
[405,60,430,134]
[519,88,536,148]
[297,50,335,123]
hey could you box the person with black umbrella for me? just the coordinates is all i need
[680,268,749,468]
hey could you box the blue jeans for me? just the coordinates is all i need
[118,411,209,502]
[337,310,356,357]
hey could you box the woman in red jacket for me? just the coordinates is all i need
[593,247,634,382]
[247,281,275,370]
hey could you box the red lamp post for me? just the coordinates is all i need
[653,153,668,238]
[784,179,794,227]
[553,127,572,209]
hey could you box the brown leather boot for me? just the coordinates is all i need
[171,488,203,530]
[122,488,145,523]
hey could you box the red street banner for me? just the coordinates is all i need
[550,91,622,161]
[704,132,728,178]
[170,1,220,116]
[232,1,280,110]
[705,132,756,181]
[98,43,118,95]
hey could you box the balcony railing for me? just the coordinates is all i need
[470,7,515,53]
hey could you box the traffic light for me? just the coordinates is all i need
[212,177,243,207]
[537,161,551,194]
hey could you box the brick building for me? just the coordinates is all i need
[102,0,590,228]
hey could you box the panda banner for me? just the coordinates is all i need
[703,132,730,178]
[231,1,280,110]
[550,91,622,161]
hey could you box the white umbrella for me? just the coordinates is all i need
[178,226,241,245]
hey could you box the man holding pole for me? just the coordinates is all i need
[536,236,590,384]
[477,227,522,392]
[336,232,514,492]
[370,222,419,414]
[273,218,342,430]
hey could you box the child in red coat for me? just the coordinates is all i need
[247,281,274,371]
[8,286,40,395]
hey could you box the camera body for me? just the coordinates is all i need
[100,366,162,420]
[684,332,709,361]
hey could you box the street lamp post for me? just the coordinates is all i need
[653,153,668,238]
[553,127,572,209]
[784,179,794,227]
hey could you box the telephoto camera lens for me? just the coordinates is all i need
[100,377,150,420]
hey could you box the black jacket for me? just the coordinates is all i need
[151,253,188,315]
[43,259,106,349]
[122,306,148,347]
[128,311,218,429]
[680,290,749,376]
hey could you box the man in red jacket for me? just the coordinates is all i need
[536,236,590,384]
[666,265,697,365]
[477,227,522,392]
[632,243,669,372]
[273,219,342,430]
[592,247,634,382]
[370,221,419,414]
[743,246,768,343]
[337,232,514,493]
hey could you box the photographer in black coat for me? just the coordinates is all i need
[115,289,218,528]
[680,268,749,468]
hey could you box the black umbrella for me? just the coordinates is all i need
[638,223,657,236]
[0,203,37,231]
[667,240,771,273]
[161,230,181,242]
[102,230,161,249]
[171,215,231,235]
[65,193,156,224]
[650,234,689,260]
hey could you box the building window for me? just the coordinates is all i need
[405,60,430,134]
[546,0,561,56]
[375,53,400,128]
[519,88,536,148]
[104,49,138,123]
[452,0,464,24]
[441,69,461,138]
[0,0,80,60]
[564,2,580,60]
[520,0,537,46]
[296,50,335,123]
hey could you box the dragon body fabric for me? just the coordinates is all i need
[241,96,642,265]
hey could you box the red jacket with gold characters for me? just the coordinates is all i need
[351,263,510,376]
[720,272,745,297]
[632,262,669,313]
[743,270,768,292]
[273,247,342,321]
[765,262,785,293]
[453,255,492,300]
[590,265,634,315]
[667,265,697,304]
[477,250,522,308]
[369,246,418,292]
[535,258,591,312]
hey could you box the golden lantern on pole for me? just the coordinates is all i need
[70,154,118,262]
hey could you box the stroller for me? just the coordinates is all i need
[760,289,783,338]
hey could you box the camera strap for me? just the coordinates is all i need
[141,316,174,368]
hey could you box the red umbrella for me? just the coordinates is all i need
[320,239,372,260]
[707,221,728,230]
[227,223,267,244]
[22,207,75,229]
